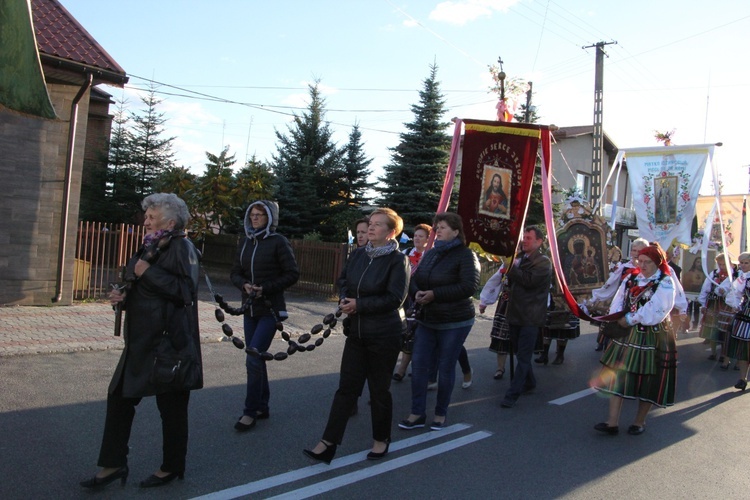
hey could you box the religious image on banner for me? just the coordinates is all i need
[479,166,512,219]
[695,194,745,259]
[557,219,609,292]
[457,119,540,257]
[682,250,715,294]
[654,176,678,224]
[624,145,711,249]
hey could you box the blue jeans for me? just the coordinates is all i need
[411,323,473,418]
[505,324,538,401]
[243,314,277,416]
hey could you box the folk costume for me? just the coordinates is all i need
[726,271,750,362]
[586,261,639,350]
[698,268,734,347]
[595,248,677,408]
[479,266,511,355]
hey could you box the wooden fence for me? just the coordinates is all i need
[200,234,349,298]
[74,226,350,300]
[74,224,499,301]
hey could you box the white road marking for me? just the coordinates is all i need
[192,423,472,500]
[548,387,597,405]
[267,431,493,500]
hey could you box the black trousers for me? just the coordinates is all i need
[322,334,401,445]
[97,380,191,473]
[688,300,700,325]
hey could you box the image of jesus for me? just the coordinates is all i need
[482,173,508,215]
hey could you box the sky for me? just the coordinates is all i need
[59,0,750,197]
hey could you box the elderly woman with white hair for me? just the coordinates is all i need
[81,193,203,489]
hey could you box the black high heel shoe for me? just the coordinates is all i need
[80,465,129,489]
[367,440,390,460]
[139,471,184,488]
[303,441,337,464]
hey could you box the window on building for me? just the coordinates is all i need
[576,172,591,201]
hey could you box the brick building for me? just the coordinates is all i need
[0,0,127,305]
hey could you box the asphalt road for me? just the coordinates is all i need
[1,306,749,499]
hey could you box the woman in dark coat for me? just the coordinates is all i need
[81,193,202,489]
[399,212,480,431]
[230,200,299,431]
[304,208,409,464]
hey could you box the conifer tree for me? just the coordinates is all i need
[272,80,342,239]
[377,63,451,228]
[129,84,175,197]
[105,98,140,222]
[340,123,374,208]
[191,146,237,236]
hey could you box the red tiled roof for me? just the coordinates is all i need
[31,0,126,78]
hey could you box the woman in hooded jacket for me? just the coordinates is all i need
[230,200,299,432]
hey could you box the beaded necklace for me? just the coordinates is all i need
[624,273,664,313]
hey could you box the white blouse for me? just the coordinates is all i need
[609,270,676,326]
[697,269,732,306]
[725,271,750,309]
[673,277,688,315]
[589,261,634,304]
[479,265,505,307]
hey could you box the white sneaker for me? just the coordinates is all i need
[427,381,438,391]
[462,368,473,389]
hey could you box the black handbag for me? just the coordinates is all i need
[150,334,202,392]
[600,320,631,339]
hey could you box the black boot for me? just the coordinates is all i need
[535,343,550,365]
[552,342,567,365]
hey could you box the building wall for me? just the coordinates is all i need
[0,83,89,305]
[551,135,626,207]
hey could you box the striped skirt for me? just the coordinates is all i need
[699,299,731,342]
[488,300,511,354]
[727,314,750,361]
[594,319,677,407]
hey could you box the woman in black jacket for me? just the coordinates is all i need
[230,201,299,432]
[304,208,409,464]
[81,193,202,489]
[399,212,480,431]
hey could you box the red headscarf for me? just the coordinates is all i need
[638,242,671,276]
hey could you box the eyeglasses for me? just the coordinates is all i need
[249,213,267,219]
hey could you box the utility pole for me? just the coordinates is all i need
[524,82,533,123]
[582,40,616,209]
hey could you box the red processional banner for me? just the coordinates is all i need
[456,119,542,257]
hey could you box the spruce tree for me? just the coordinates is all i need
[129,83,175,197]
[272,81,342,240]
[192,146,237,236]
[377,63,451,228]
[340,123,374,208]
[105,97,140,222]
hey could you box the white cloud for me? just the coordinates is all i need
[281,92,309,108]
[403,19,419,28]
[429,0,520,26]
